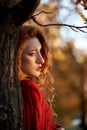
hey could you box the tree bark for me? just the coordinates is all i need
[0,25,21,130]
[0,0,41,130]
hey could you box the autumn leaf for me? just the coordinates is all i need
[75,7,87,23]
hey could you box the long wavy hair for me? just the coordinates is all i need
[17,25,55,108]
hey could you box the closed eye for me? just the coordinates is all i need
[27,50,36,56]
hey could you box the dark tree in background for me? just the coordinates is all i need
[0,0,40,130]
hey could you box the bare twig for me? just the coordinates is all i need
[32,11,53,17]
[32,16,87,33]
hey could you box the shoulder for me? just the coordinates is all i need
[20,80,44,96]
[20,80,44,104]
[20,80,38,89]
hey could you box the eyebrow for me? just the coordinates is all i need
[25,49,36,53]
[25,47,42,53]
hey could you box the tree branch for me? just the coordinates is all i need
[32,11,53,17]
[32,12,87,33]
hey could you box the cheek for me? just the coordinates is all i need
[22,56,30,63]
[21,57,31,73]
[21,56,31,70]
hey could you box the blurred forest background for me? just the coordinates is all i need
[30,0,87,130]
[0,0,87,130]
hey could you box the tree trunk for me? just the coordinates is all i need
[0,25,21,130]
[0,0,41,129]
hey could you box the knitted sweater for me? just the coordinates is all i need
[20,80,62,130]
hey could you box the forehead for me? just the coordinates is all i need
[23,37,42,52]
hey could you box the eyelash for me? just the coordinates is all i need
[27,49,43,56]
[28,52,36,56]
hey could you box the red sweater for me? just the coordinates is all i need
[20,80,62,130]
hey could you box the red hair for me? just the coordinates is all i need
[17,25,55,106]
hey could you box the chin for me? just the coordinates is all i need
[35,74,40,78]
[32,72,41,78]
[35,73,41,78]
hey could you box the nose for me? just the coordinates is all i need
[36,53,44,64]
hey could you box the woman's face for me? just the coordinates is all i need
[21,37,44,78]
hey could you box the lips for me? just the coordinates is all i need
[36,66,42,71]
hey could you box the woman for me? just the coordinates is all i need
[17,25,65,130]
